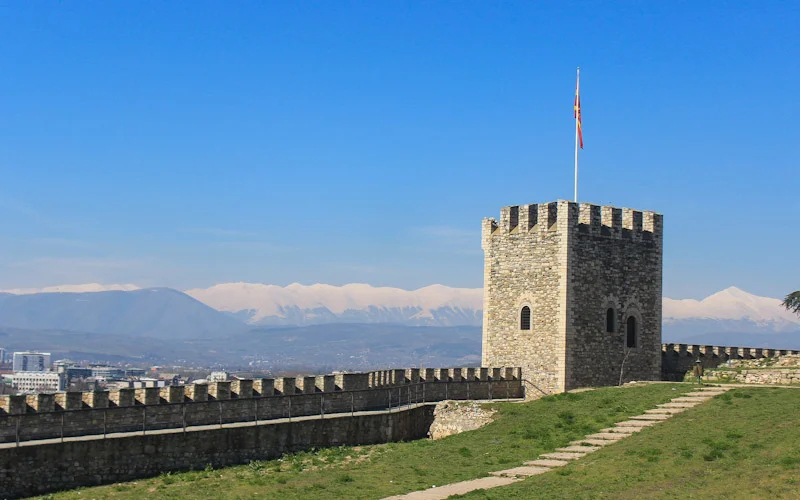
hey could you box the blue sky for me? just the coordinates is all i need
[0,2,797,299]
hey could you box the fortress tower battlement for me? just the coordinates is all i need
[482,201,663,243]
[482,200,663,394]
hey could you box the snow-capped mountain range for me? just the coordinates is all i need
[183,283,484,327]
[663,287,800,330]
[3,283,797,333]
[0,283,141,295]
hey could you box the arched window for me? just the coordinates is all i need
[606,308,615,333]
[626,316,637,348]
[520,306,531,330]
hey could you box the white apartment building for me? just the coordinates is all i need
[10,371,66,393]
[12,352,51,372]
[208,371,229,382]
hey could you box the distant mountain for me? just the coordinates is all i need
[2,282,799,356]
[186,283,800,341]
[0,283,141,294]
[185,282,483,327]
[663,286,799,328]
[0,326,182,363]
[663,287,800,344]
[0,288,247,340]
[0,324,482,370]
[231,324,482,371]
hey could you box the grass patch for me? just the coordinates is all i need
[39,384,690,499]
[456,387,800,499]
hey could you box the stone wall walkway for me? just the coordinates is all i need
[384,385,730,500]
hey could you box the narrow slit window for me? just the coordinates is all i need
[520,306,531,330]
[606,308,615,333]
[626,316,637,348]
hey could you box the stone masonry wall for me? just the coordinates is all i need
[0,404,436,499]
[566,203,663,388]
[482,202,566,394]
[662,343,800,380]
[706,369,800,385]
[0,367,522,444]
[482,200,662,394]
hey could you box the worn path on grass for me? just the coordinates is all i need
[384,385,730,500]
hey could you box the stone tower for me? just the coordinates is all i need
[481,200,663,394]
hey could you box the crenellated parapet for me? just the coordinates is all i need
[482,201,663,249]
[0,366,523,419]
[0,366,524,446]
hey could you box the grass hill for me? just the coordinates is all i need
[38,384,800,499]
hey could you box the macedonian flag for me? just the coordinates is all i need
[574,70,583,149]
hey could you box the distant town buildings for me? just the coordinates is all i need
[208,371,229,382]
[2,347,207,395]
[89,365,125,380]
[12,352,51,372]
[128,378,168,388]
[9,371,65,392]
[54,360,93,380]
[87,365,148,381]
[0,347,6,364]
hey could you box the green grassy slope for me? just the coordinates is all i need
[40,384,690,500]
[457,387,800,499]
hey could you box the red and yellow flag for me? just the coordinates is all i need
[574,72,583,149]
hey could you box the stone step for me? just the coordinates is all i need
[540,452,586,461]
[658,402,698,408]
[382,476,523,499]
[585,433,629,441]
[556,445,600,453]
[600,426,641,434]
[615,420,657,428]
[685,392,721,397]
[671,397,711,403]
[525,459,569,468]
[630,414,670,421]
[490,466,550,477]
[572,439,616,447]
[645,408,685,414]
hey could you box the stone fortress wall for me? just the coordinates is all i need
[661,343,800,380]
[0,366,523,445]
[567,202,663,388]
[0,404,437,499]
[482,200,663,394]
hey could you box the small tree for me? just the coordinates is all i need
[617,315,633,386]
[783,291,800,316]
[618,346,632,386]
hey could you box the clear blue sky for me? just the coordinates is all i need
[0,2,797,299]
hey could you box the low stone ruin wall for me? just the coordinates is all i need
[661,344,800,381]
[705,369,800,385]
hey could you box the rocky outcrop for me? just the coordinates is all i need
[428,400,497,440]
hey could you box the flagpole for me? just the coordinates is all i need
[574,67,580,203]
